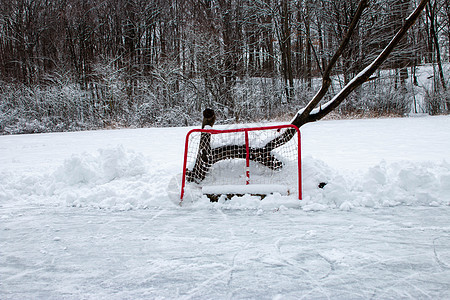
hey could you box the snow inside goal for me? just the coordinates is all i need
[180,124,301,202]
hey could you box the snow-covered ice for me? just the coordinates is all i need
[1,116,450,299]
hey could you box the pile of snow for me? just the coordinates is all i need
[178,155,450,211]
[0,115,449,211]
[1,145,448,211]
[0,146,168,210]
[54,146,147,185]
[302,157,450,211]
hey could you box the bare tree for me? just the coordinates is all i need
[187,0,430,183]
[444,0,450,61]
[426,0,447,91]
[1,0,441,134]
[292,0,429,127]
[278,0,295,101]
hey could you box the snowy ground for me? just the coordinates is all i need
[1,115,450,299]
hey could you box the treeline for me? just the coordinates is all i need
[0,0,449,134]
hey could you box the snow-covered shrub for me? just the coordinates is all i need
[336,83,411,117]
[0,82,99,134]
[424,89,450,115]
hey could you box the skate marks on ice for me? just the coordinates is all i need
[1,206,449,299]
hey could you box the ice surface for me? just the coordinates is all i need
[1,116,450,298]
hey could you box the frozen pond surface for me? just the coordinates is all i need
[2,205,450,299]
[1,116,450,298]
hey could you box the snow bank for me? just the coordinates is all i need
[54,146,147,185]
[0,146,170,210]
[301,157,450,211]
[1,145,449,211]
[0,119,449,211]
[179,155,450,211]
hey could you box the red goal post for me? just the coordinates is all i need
[180,124,302,201]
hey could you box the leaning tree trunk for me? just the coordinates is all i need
[186,109,215,182]
[186,109,285,183]
[186,0,430,184]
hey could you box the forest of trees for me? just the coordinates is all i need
[0,0,449,134]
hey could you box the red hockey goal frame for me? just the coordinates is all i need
[180,124,302,201]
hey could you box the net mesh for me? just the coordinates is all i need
[183,125,300,197]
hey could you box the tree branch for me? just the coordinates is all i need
[292,0,430,127]
[292,0,369,128]
[185,0,431,184]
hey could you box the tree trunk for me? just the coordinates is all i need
[185,0,430,183]
[427,1,447,91]
[305,1,312,88]
[186,108,285,183]
[279,0,294,102]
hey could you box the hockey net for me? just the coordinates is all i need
[180,124,301,202]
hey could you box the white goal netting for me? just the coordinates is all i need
[181,125,301,201]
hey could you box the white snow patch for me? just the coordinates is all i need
[202,184,289,195]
